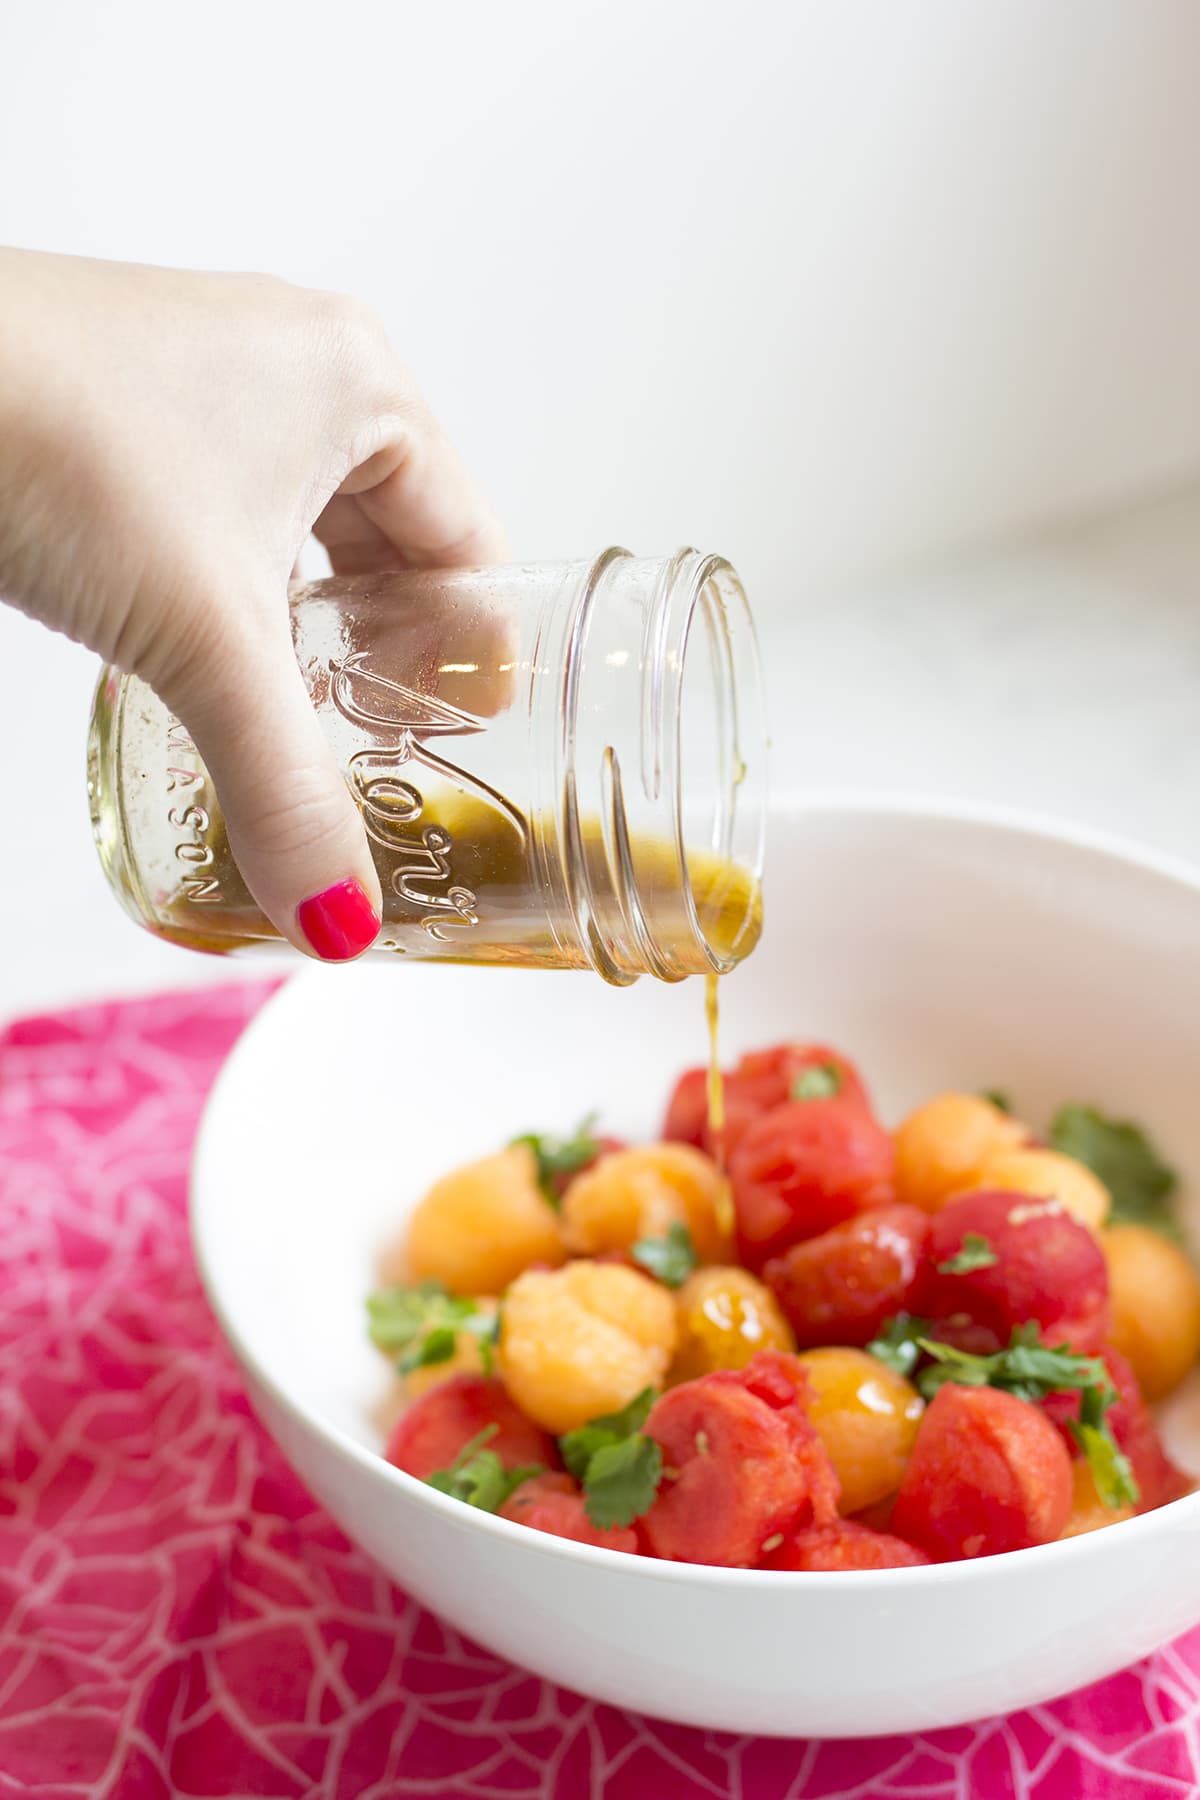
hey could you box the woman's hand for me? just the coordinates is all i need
[0,248,505,959]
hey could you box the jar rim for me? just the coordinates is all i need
[552,547,767,984]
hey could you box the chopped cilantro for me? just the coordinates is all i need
[915,1325,1138,1510]
[1070,1421,1139,1510]
[424,1424,543,1513]
[366,1282,498,1375]
[866,1313,930,1379]
[914,1326,1112,1405]
[791,1063,843,1101]
[631,1221,698,1289]
[581,1434,664,1530]
[558,1388,663,1528]
[411,1326,458,1369]
[511,1113,601,1207]
[937,1233,998,1275]
[867,1319,1137,1510]
[367,1280,452,1351]
[1049,1104,1179,1239]
[559,1388,658,1479]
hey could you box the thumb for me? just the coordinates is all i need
[166,616,382,962]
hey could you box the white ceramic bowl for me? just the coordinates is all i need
[192,798,1200,1738]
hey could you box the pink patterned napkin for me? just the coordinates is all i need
[2,983,1200,1800]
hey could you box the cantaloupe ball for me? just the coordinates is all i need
[894,1093,1027,1213]
[975,1147,1110,1233]
[405,1145,565,1295]
[561,1142,733,1263]
[499,1260,677,1434]
[1102,1224,1200,1401]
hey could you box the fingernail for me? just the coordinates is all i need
[296,879,380,961]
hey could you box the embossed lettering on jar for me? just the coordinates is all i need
[88,550,767,983]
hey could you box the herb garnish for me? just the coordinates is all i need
[866,1318,1139,1508]
[866,1312,930,1379]
[791,1064,843,1101]
[511,1114,601,1207]
[1049,1104,1179,1240]
[937,1233,999,1275]
[367,1281,499,1375]
[424,1425,542,1512]
[631,1221,698,1289]
[559,1389,663,1529]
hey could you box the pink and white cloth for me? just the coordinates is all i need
[2,981,1200,1799]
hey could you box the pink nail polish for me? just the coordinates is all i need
[296,879,380,961]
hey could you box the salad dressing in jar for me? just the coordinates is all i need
[88,548,767,987]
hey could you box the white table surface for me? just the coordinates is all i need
[3,476,1199,1024]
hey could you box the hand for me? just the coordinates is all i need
[0,248,506,959]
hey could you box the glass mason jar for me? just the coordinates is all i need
[87,548,767,984]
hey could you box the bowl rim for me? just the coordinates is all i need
[190,790,1200,1590]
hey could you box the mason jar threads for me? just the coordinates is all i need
[87,547,767,985]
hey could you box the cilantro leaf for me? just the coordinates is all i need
[870,1319,1138,1512]
[1071,1421,1140,1510]
[422,1423,497,1496]
[511,1113,601,1207]
[916,1330,1138,1511]
[367,1282,497,1374]
[791,1063,842,1101]
[559,1388,658,1480]
[406,1326,457,1371]
[937,1233,998,1275]
[367,1280,455,1352]
[559,1427,611,1481]
[428,1449,543,1512]
[455,1306,501,1377]
[558,1389,664,1527]
[631,1221,698,1289]
[582,1434,663,1530]
[423,1426,543,1512]
[980,1089,1012,1114]
[1049,1104,1179,1239]
[914,1329,1114,1406]
[866,1314,930,1379]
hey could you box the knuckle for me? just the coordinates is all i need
[228,269,295,305]
[235,762,350,863]
[143,589,264,715]
[308,287,389,368]
[280,287,421,446]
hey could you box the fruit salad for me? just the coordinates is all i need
[366,1045,1200,1568]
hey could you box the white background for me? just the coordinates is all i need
[4,1,1200,1018]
